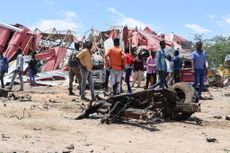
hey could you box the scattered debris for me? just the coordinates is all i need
[224,93,230,97]
[213,115,222,119]
[8,93,32,102]
[206,138,218,143]
[1,133,10,139]
[225,115,230,121]
[19,94,32,102]
[9,108,27,120]
[62,113,80,120]
[66,144,74,150]
[30,102,51,111]
[207,74,223,87]
[49,99,57,103]
[224,149,230,152]
[223,78,230,87]
[0,88,9,97]
[84,143,92,147]
[33,128,42,131]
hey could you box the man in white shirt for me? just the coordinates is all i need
[9,48,24,91]
[165,55,174,86]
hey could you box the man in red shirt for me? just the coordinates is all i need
[124,48,133,93]
[105,38,126,94]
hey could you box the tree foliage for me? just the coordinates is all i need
[193,35,230,68]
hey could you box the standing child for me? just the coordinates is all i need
[145,51,156,89]
[132,52,144,88]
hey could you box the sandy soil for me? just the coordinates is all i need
[0,83,230,153]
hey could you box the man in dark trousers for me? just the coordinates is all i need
[172,50,182,83]
[151,40,167,89]
[77,41,95,101]
[124,48,133,93]
[68,50,82,95]
[9,48,24,91]
[0,51,8,88]
[192,42,207,99]
[28,53,37,86]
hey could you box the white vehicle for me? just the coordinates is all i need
[92,51,106,88]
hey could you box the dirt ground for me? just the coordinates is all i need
[0,82,230,153]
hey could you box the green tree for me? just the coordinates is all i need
[193,35,230,68]
[205,36,230,67]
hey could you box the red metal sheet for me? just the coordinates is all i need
[35,33,42,46]
[123,26,129,48]
[144,27,157,35]
[54,47,66,70]
[131,30,140,48]
[109,30,116,39]
[7,27,29,46]
[3,45,18,60]
[43,56,56,72]
[4,27,30,60]
[0,27,11,51]
[35,48,56,60]
[36,47,66,72]
[21,33,33,54]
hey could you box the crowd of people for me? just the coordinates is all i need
[68,38,206,101]
[0,38,207,101]
[103,39,184,93]
[0,48,38,91]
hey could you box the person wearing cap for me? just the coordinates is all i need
[76,41,95,101]
[0,51,8,88]
[9,48,24,91]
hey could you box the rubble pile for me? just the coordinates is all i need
[76,82,200,123]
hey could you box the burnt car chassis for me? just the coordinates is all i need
[76,82,201,124]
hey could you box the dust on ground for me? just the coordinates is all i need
[0,83,230,153]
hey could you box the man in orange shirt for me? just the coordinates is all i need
[105,38,126,95]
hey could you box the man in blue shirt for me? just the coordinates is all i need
[151,40,167,89]
[172,50,182,83]
[0,51,8,88]
[192,42,206,99]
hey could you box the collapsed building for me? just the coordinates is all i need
[0,22,202,123]
[0,22,193,87]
